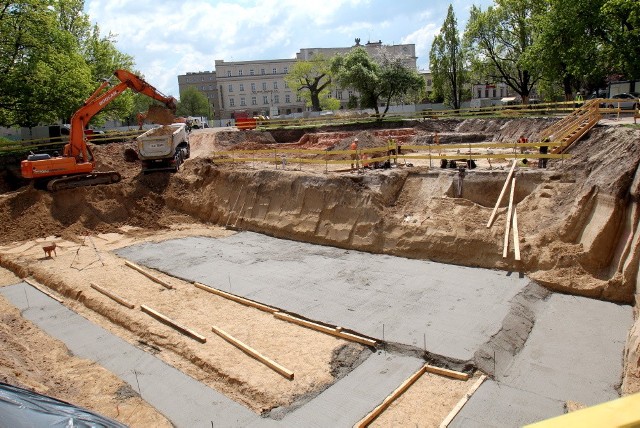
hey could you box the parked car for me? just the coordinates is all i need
[606,93,639,110]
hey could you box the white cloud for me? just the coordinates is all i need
[84,0,478,95]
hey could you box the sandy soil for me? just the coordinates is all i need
[0,117,638,425]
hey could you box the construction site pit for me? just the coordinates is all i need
[0,116,639,427]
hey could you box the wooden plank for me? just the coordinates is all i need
[90,282,135,309]
[439,375,487,428]
[194,282,277,313]
[124,260,173,289]
[273,312,377,347]
[502,177,516,258]
[140,304,206,343]
[486,160,517,228]
[354,365,428,427]
[211,325,294,380]
[24,278,63,303]
[424,364,470,381]
[513,207,521,261]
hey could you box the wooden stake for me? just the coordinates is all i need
[24,278,63,303]
[424,364,470,381]
[124,260,173,289]
[140,304,206,343]
[211,325,294,380]
[439,375,487,428]
[355,365,428,428]
[90,282,135,309]
[194,282,277,313]
[502,177,516,258]
[512,207,521,261]
[487,160,517,228]
[274,312,376,347]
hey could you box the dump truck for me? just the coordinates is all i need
[136,123,190,172]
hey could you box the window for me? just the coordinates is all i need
[209,85,213,90]
[238,69,243,76]
[273,81,278,89]
[201,77,205,81]
[284,81,289,89]
[229,98,235,107]
[240,97,246,106]
[239,83,244,91]
[492,89,496,98]
[296,94,301,102]
[274,95,279,104]
[348,91,353,98]
[227,71,231,77]
[263,95,268,104]
[272,67,277,74]
[284,67,288,73]
[251,83,256,91]
[285,94,290,103]
[228,84,233,92]
[251,97,257,105]
[477,89,482,98]
[250,69,254,75]
[261,68,265,75]
[427,79,432,86]
[262,82,267,90]
[337,91,343,100]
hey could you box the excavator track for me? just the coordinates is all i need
[47,171,121,192]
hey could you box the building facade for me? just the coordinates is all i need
[176,70,220,118]
[178,40,420,120]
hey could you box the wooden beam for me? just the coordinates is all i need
[487,160,517,228]
[211,325,294,380]
[194,282,277,313]
[424,364,470,381]
[140,304,206,343]
[502,177,516,258]
[512,207,521,261]
[273,312,376,347]
[354,365,428,428]
[439,375,487,428]
[90,282,135,309]
[124,260,173,289]
[24,278,63,303]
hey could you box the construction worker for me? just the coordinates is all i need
[350,138,359,172]
[518,135,528,154]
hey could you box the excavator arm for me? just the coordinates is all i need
[67,69,176,161]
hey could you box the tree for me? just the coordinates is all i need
[600,0,640,78]
[430,5,468,109]
[177,87,210,117]
[285,54,334,111]
[465,0,545,104]
[331,47,425,119]
[526,0,607,100]
[0,0,137,128]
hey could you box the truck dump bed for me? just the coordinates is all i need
[136,124,189,172]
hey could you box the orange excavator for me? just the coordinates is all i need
[21,70,177,191]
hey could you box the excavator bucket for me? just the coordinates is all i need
[145,105,176,125]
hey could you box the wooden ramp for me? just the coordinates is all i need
[539,99,601,154]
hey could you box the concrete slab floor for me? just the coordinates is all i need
[0,282,425,428]
[116,232,530,362]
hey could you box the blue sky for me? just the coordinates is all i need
[84,0,493,98]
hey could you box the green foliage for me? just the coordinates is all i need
[430,5,468,109]
[331,47,424,119]
[600,0,640,78]
[465,0,545,103]
[177,86,210,117]
[347,95,359,109]
[0,0,138,128]
[285,54,334,111]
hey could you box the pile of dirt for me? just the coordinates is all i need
[145,125,175,136]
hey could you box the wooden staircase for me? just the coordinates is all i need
[539,99,602,154]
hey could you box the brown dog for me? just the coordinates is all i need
[43,242,57,258]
